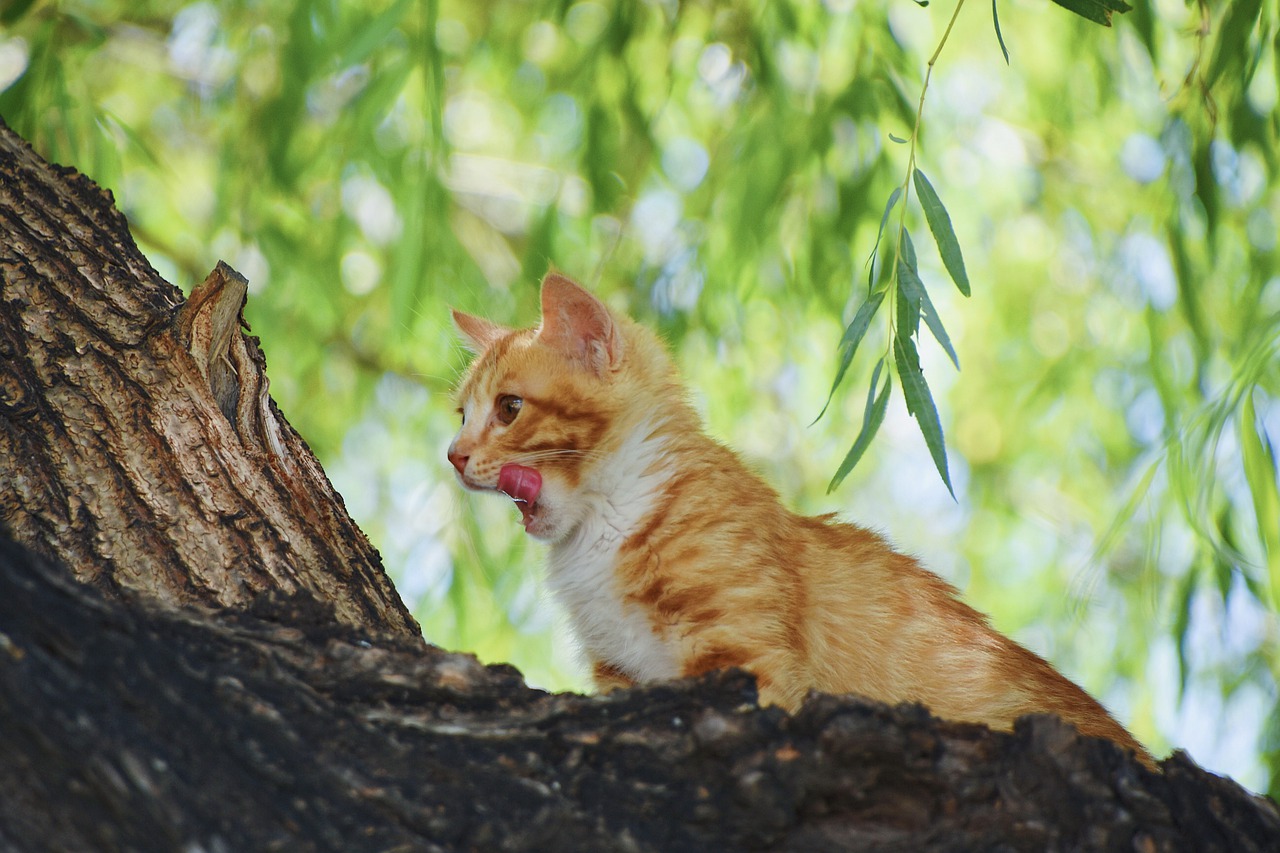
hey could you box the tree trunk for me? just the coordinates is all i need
[0,118,416,636]
[2,117,1278,852]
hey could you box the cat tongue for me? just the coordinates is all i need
[498,464,542,508]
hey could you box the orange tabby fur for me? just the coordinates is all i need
[449,272,1153,767]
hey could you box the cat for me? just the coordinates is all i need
[448,272,1154,768]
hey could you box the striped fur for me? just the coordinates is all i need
[449,272,1153,767]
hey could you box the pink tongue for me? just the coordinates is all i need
[498,464,542,507]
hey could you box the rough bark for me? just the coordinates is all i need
[3,539,1279,852]
[1,118,1278,852]
[0,117,417,636]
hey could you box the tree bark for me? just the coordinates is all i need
[0,118,416,636]
[2,116,1278,852]
[3,539,1279,852]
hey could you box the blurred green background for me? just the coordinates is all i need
[3,0,1277,794]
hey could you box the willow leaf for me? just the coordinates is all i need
[1241,393,1280,609]
[338,0,414,69]
[992,0,1010,64]
[814,289,886,424]
[1205,0,1263,88]
[894,334,954,496]
[895,230,922,340]
[898,250,959,369]
[829,359,892,491]
[913,170,970,297]
[866,187,902,289]
[1047,0,1131,27]
[1171,564,1198,699]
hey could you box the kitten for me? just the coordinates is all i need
[448,272,1153,767]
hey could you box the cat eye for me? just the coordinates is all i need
[496,394,522,425]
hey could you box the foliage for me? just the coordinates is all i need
[821,0,976,496]
[3,0,1277,795]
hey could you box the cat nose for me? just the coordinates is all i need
[447,448,469,476]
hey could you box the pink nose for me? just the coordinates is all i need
[447,449,469,476]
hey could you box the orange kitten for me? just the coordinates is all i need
[448,272,1153,767]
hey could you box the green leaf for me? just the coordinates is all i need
[829,359,892,491]
[895,230,921,340]
[913,169,970,297]
[337,0,415,69]
[1240,392,1280,610]
[866,187,902,289]
[876,188,903,252]
[352,55,416,123]
[1170,563,1197,699]
[1211,508,1237,602]
[0,0,38,25]
[894,333,954,497]
[1205,0,1263,88]
[991,0,1011,64]
[1047,0,1131,27]
[814,289,886,423]
[898,236,959,369]
[889,133,909,144]
[1193,141,1220,238]
[895,276,919,340]
[900,222,918,268]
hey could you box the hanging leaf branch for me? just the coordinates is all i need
[821,0,971,496]
[822,0,1131,495]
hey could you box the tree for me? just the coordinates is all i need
[3,116,1279,852]
[3,0,1276,794]
[0,119,414,635]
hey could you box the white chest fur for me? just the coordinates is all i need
[545,424,679,682]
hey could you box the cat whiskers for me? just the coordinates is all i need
[509,449,606,465]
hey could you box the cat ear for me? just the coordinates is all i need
[451,309,511,353]
[537,272,623,374]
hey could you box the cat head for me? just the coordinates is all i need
[448,273,680,542]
